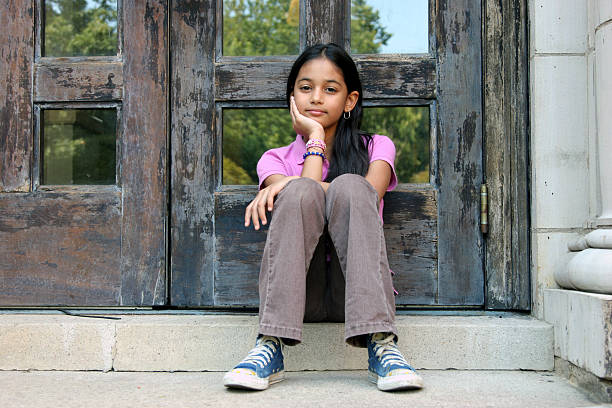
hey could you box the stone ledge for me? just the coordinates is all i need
[555,356,612,403]
[544,289,612,379]
[0,314,553,372]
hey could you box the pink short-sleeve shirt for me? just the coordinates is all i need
[256,134,398,220]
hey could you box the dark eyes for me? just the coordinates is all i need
[297,85,338,93]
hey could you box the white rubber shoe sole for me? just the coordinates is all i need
[368,369,424,391]
[223,369,285,391]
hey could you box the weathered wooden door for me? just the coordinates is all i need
[0,1,168,306]
[170,0,484,307]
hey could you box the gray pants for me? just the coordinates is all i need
[258,174,397,348]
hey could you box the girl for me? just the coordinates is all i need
[223,43,423,392]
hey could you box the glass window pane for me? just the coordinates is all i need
[223,108,293,185]
[361,106,430,183]
[223,0,299,56]
[351,0,428,54]
[42,109,117,185]
[44,0,118,57]
[223,106,430,185]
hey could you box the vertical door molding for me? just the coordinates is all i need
[301,0,349,48]
[170,0,217,306]
[0,3,34,192]
[119,0,169,305]
[435,0,484,304]
[483,0,530,310]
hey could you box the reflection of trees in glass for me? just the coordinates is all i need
[223,109,294,185]
[220,0,428,185]
[223,0,299,56]
[44,0,117,57]
[362,107,430,183]
[43,110,116,185]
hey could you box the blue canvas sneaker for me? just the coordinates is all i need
[367,332,424,391]
[223,335,285,390]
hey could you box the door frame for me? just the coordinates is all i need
[482,0,531,310]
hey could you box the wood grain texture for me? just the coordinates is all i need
[383,188,438,305]
[0,190,121,306]
[435,0,484,305]
[215,56,435,101]
[483,0,530,310]
[0,3,34,192]
[356,56,436,100]
[34,60,123,102]
[212,187,438,307]
[119,0,168,305]
[213,188,267,306]
[301,0,348,48]
[170,0,217,306]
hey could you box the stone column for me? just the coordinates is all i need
[555,1,612,294]
[596,1,612,220]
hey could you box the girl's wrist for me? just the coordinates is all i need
[307,130,325,141]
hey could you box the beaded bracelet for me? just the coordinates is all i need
[303,151,326,161]
[305,138,326,152]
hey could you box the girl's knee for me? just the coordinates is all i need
[281,177,325,206]
[328,173,377,200]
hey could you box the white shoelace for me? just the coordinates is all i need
[239,336,281,369]
[372,333,411,369]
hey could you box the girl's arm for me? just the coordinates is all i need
[289,97,327,184]
[365,160,393,201]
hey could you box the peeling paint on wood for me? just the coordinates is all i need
[435,0,484,305]
[302,0,348,48]
[34,60,123,102]
[356,57,436,100]
[0,191,122,306]
[483,0,530,310]
[170,0,217,306]
[119,0,168,306]
[215,57,435,101]
[212,187,438,307]
[0,2,34,192]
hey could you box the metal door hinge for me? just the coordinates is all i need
[480,184,488,234]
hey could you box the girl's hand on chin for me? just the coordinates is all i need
[290,96,325,140]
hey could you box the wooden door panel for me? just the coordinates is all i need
[0,2,33,193]
[34,61,123,102]
[0,190,122,305]
[215,56,436,101]
[211,186,438,307]
[169,0,217,307]
[0,0,168,306]
[435,1,484,304]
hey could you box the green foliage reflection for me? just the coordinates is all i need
[362,107,430,183]
[44,0,117,57]
[223,0,299,56]
[223,109,294,185]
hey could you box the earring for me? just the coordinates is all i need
[343,110,351,119]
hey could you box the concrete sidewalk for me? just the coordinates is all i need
[2,370,610,408]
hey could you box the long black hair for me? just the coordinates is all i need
[286,43,372,182]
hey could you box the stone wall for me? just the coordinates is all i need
[529,0,612,318]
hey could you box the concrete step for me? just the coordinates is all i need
[3,370,610,408]
[0,313,554,372]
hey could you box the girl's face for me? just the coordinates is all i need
[292,57,359,138]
